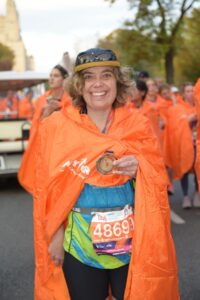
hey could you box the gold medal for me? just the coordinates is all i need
[96,150,116,175]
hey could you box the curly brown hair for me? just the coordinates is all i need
[65,67,135,111]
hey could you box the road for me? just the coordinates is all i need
[0,176,200,300]
[170,178,200,300]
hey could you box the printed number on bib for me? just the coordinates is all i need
[90,205,134,256]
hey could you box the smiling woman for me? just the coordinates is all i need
[21,47,179,300]
[82,67,118,117]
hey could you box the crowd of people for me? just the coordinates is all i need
[128,74,200,209]
[4,47,200,299]
[0,89,33,119]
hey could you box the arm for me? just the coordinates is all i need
[48,224,65,266]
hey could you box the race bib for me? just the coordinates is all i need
[90,205,134,256]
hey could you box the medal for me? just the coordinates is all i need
[96,150,116,175]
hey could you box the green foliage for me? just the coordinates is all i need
[97,28,165,78]
[104,0,199,83]
[175,8,200,84]
[0,43,14,70]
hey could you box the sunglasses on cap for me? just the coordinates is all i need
[74,48,120,72]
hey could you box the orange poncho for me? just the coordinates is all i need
[127,96,173,158]
[194,79,200,188]
[0,96,19,119]
[18,96,34,119]
[19,104,179,300]
[163,102,196,179]
[18,91,71,192]
[140,96,167,151]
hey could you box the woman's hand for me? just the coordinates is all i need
[188,113,197,124]
[159,118,165,130]
[41,100,61,120]
[48,224,65,267]
[112,155,138,178]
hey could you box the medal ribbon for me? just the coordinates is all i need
[101,110,114,134]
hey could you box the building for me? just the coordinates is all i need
[0,0,34,71]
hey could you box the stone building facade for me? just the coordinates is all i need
[0,0,34,71]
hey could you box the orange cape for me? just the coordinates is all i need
[127,96,173,162]
[18,96,34,119]
[141,98,163,145]
[0,96,19,119]
[19,105,179,300]
[140,96,171,157]
[18,91,71,193]
[163,103,195,179]
[194,78,200,188]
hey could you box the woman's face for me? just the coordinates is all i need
[183,85,194,104]
[49,68,64,89]
[160,88,171,101]
[131,88,144,108]
[146,79,158,97]
[82,66,117,112]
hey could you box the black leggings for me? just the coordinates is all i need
[180,172,198,196]
[181,143,198,196]
[62,252,129,300]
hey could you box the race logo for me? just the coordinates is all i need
[60,158,90,179]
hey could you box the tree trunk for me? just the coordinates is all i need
[165,47,174,84]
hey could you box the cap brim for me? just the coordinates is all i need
[74,61,120,72]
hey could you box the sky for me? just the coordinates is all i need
[0,0,132,72]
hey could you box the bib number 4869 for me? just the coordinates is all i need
[92,215,134,241]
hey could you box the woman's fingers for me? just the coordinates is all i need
[50,254,64,266]
[112,155,138,178]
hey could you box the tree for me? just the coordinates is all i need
[175,8,200,84]
[105,0,199,83]
[97,28,164,78]
[0,43,14,70]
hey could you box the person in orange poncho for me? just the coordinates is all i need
[129,81,174,195]
[18,89,34,119]
[127,79,148,110]
[18,64,71,192]
[0,97,5,119]
[19,48,179,300]
[164,82,200,208]
[194,78,200,190]
[158,83,179,195]
[32,64,71,129]
[142,78,167,150]
[0,90,19,119]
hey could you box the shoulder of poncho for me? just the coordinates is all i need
[118,106,149,124]
[40,110,67,130]
[194,78,200,93]
[169,103,182,112]
[35,90,50,101]
[39,106,150,135]
[126,109,152,129]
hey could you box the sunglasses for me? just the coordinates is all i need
[74,48,120,72]
[76,50,118,65]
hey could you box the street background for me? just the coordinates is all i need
[0,176,199,300]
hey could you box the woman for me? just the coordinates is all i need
[21,48,179,300]
[18,89,34,119]
[179,83,199,208]
[0,90,19,119]
[18,64,71,193]
[32,64,70,125]
[141,78,166,149]
[164,82,200,208]
[128,79,148,109]
[194,78,200,189]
